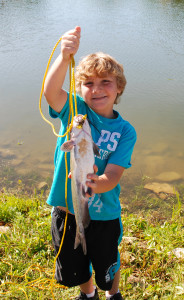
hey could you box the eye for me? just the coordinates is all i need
[102,80,111,84]
[83,81,93,87]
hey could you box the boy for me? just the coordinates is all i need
[44,26,136,300]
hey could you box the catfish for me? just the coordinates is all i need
[61,114,99,254]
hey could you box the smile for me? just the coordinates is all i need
[92,96,107,100]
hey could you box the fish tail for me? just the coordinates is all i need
[74,228,87,255]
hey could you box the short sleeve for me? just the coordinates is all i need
[49,97,70,124]
[108,124,137,169]
[48,93,86,124]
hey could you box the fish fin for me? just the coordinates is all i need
[82,185,86,198]
[93,143,100,157]
[61,140,75,152]
[82,197,91,229]
[86,187,92,197]
[81,185,92,197]
[74,227,87,255]
[74,232,80,250]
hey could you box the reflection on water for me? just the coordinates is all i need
[0,0,184,186]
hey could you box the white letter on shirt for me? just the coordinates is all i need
[96,130,111,147]
[107,132,121,151]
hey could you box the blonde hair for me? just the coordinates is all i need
[75,52,127,104]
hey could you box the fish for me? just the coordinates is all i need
[61,114,99,255]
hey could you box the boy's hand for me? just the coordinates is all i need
[68,165,99,198]
[61,26,81,62]
[85,165,99,197]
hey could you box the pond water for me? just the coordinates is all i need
[0,0,184,187]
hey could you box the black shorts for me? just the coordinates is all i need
[51,207,123,291]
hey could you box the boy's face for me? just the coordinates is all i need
[80,75,121,118]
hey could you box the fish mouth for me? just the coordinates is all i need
[75,114,86,128]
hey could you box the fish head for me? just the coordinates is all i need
[71,114,92,138]
[73,114,87,129]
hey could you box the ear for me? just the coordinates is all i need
[61,140,75,152]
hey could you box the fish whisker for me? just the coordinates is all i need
[87,118,101,136]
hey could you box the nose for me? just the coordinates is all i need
[92,83,102,93]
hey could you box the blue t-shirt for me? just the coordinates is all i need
[47,93,137,220]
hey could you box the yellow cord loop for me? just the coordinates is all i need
[39,35,79,299]
[39,38,78,137]
[38,34,78,299]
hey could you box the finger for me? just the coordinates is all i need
[93,164,98,174]
[85,190,94,198]
[87,173,98,181]
[65,27,81,39]
[74,26,81,36]
[61,42,79,53]
[86,180,97,189]
[61,39,79,57]
[62,35,80,50]
[75,26,81,32]
[62,35,80,46]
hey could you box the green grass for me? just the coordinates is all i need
[0,181,184,299]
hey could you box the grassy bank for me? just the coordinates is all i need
[0,176,184,299]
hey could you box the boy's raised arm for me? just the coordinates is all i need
[44,26,81,113]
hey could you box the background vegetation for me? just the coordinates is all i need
[0,167,183,299]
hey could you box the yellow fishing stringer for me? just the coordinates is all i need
[0,36,79,300]
[39,37,79,299]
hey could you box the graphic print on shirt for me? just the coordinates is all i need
[90,129,121,214]
[96,130,121,160]
[88,194,103,213]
